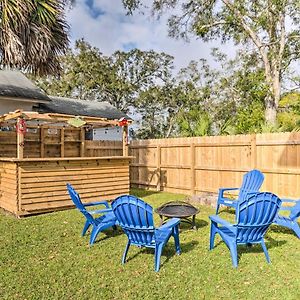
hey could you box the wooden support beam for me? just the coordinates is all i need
[122,125,129,156]
[17,165,22,211]
[80,128,85,157]
[0,110,23,122]
[60,128,65,158]
[40,127,45,158]
[0,110,131,127]
[16,118,24,159]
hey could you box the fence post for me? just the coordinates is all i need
[191,143,195,195]
[157,145,161,191]
[250,134,257,169]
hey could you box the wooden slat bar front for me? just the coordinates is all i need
[0,129,123,158]
[0,156,131,217]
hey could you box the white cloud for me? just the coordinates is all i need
[66,1,235,70]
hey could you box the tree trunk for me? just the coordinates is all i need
[264,71,281,125]
[265,95,277,124]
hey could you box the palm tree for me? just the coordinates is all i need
[0,0,70,75]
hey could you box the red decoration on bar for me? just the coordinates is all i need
[16,119,27,135]
[118,117,128,127]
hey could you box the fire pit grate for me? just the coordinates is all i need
[155,201,199,230]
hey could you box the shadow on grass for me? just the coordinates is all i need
[179,219,208,231]
[124,240,199,269]
[236,237,287,263]
[269,224,298,238]
[218,207,236,216]
[195,218,208,229]
[212,235,287,265]
[130,189,160,198]
[213,235,286,251]
[92,228,124,244]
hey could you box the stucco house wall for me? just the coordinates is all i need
[0,98,34,115]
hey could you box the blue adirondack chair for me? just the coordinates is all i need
[66,183,117,245]
[216,169,264,214]
[274,199,300,239]
[210,192,282,267]
[111,195,181,272]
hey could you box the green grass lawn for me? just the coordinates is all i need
[0,189,299,300]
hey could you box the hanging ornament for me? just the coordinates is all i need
[118,117,128,127]
[67,116,86,128]
[16,119,27,135]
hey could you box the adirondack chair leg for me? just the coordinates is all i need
[82,220,91,236]
[228,243,238,268]
[155,243,164,272]
[122,241,131,264]
[215,204,220,214]
[172,225,181,254]
[209,222,217,250]
[90,226,100,246]
[261,240,270,263]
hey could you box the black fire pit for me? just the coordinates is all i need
[155,201,199,230]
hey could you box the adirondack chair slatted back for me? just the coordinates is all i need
[290,201,300,220]
[112,195,155,246]
[236,192,281,243]
[67,183,95,225]
[238,169,264,201]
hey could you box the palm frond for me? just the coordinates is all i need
[0,0,69,75]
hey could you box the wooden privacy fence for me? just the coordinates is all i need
[85,140,123,157]
[130,132,300,199]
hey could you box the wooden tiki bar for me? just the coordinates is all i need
[0,111,131,217]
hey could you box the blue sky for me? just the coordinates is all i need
[66,0,230,70]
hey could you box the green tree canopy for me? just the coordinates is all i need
[35,40,300,139]
[35,39,174,112]
[123,0,300,125]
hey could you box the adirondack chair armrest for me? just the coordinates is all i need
[281,199,298,204]
[89,208,113,215]
[219,187,239,198]
[279,206,293,211]
[84,201,110,208]
[157,218,180,231]
[155,218,180,243]
[279,199,299,212]
[219,188,239,192]
[209,215,234,230]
